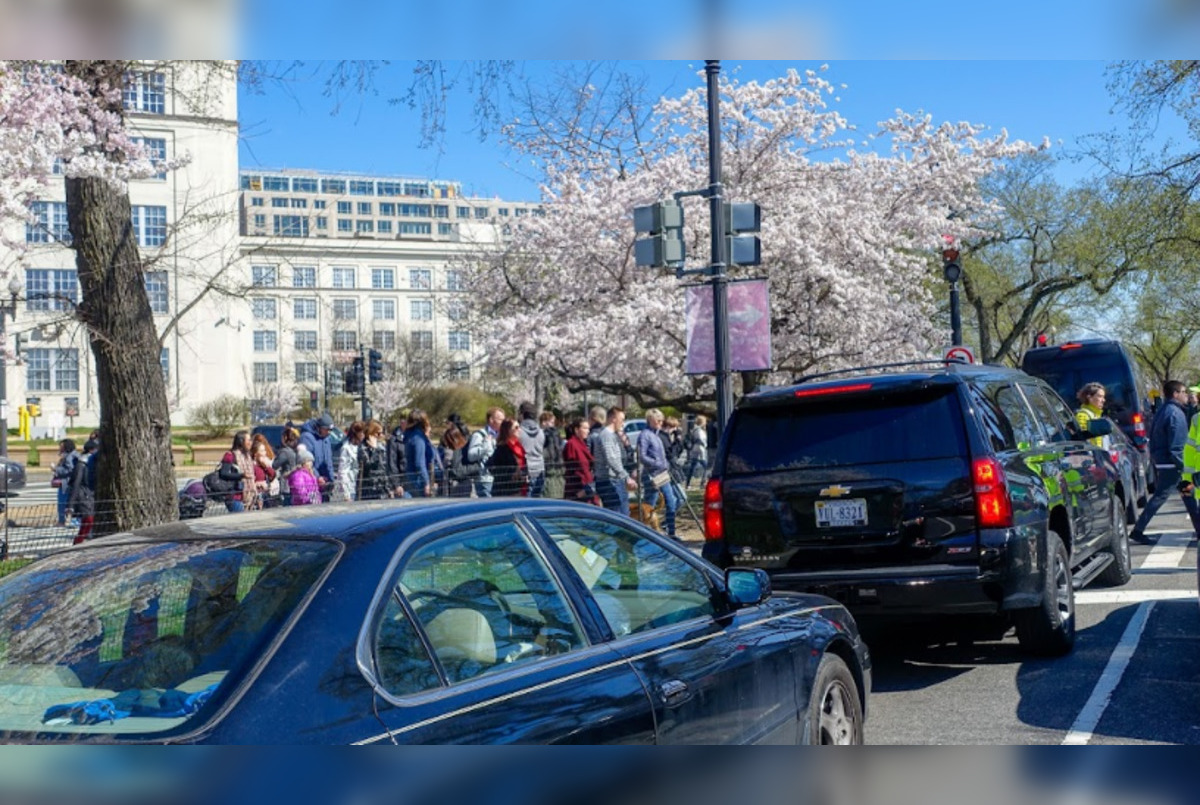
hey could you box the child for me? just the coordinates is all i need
[290,447,321,506]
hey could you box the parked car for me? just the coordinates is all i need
[1021,339,1154,504]
[0,499,870,744]
[0,456,26,497]
[702,361,1132,656]
[1106,424,1148,526]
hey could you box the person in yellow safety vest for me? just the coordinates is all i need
[1179,381,1200,539]
[1074,382,1109,449]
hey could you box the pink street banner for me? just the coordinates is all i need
[685,279,772,374]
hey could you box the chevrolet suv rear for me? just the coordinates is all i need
[702,363,1132,656]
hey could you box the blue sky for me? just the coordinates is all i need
[237,60,1190,203]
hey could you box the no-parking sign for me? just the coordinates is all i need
[944,345,976,364]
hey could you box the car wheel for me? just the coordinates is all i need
[1015,533,1075,657]
[1099,499,1133,587]
[807,653,863,745]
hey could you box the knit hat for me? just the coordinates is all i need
[296,446,314,464]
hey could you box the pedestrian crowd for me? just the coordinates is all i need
[183,403,714,541]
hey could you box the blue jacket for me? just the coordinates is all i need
[638,427,669,474]
[1150,398,1189,470]
[299,419,335,483]
[404,429,438,491]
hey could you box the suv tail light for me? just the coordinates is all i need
[973,457,1013,529]
[1132,412,1147,448]
[704,479,724,540]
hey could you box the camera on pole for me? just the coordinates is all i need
[726,202,762,266]
[633,200,685,268]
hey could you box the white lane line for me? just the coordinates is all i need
[1077,589,1195,605]
[1062,602,1154,745]
[1140,531,1194,571]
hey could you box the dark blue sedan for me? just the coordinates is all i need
[0,499,870,744]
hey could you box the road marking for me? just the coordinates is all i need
[1062,601,1154,745]
[1076,589,1195,605]
[1139,531,1194,571]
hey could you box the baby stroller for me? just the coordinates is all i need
[178,479,208,520]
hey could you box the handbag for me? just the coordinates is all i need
[650,470,671,489]
[50,478,62,488]
[267,478,281,497]
[218,460,243,482]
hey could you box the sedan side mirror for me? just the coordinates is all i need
[1087,418,1113,437]
[724,568,772,608]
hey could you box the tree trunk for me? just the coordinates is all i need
[63,61,176,535]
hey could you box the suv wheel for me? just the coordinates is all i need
[1099,499,1133,587]
[1015,534,1075,656]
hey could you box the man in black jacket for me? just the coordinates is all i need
[1131,380,1200,543]
[386,422,407,498]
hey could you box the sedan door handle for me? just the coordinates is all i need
[659,679,690,708]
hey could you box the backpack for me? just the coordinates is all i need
[455,430,487,481]
[202,458,242,501]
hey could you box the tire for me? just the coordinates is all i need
[807,653,863,745]
[1015,533,1075,657]
[1099,498,1133,587]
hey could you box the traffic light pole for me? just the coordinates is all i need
[706,60,734,436]
[359,343,368,422]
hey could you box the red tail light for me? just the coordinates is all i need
[973,457,1013,529]
[1132,412,1146,437]
[794,383,873,398]
[703,479,724,540]
[1059,343,1084,350]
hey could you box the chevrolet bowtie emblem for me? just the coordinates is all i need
[819,485,852,498]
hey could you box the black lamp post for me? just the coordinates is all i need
[0,272,23,457]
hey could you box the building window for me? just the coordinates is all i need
[357,202,372,215]
[131,205,168,247]
[251,265,278,287]
[27,348,79,391]
[252,214,266,229]
[315,217,328,230]
[251,298,277,320]
[313,199,326,210]
[337,201,351,214]
[332,267,356,289]
[253,330,278,352]
[399,204,432,217]
[370,267,394,289]
[448,362,470,381]
[292,177,318,193]
[414,360,435,381]
[133,137,167,179]
[250,197,264,207]
[241,175,262,190]
[161,347,170,383]
[332,330,357,351]
[373,331,395,351]
[400,222,432,236]
[253,362,278,384]
[475,207,489,219]
[498,208,509,217]
[372,299,395,320]
[262,176,290,192]
[337,219,352,232]
[26,268,78,312]
[404,182,430,197]
[411,331,433,351]
[291,198,307,209]
[294,330,318,351]
[377,220,392,234]
[379,202,395,216]
[514,208,528,218]
[273,215,308,237]
[409,268,432,289]
[410,300,433,321]
[332,298,357,320]
[123,71,166,114]
[26,201,71,245]
[271,198,289,208]
[445,269,466,291]
[321,178,346,194]
[294,298,317,319]
[356,220,374,233]
[377,181,402,196]
[456,206,470,218]
[293,266,316,288]
[448,331,471,351]
[295,362,319,383]
[433,205,449,219]
[437,223,454,235]
[446,300,467,321]
[144,270,168,314]
[350,180,375,196]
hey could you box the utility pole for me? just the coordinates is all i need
[706,60,733,435]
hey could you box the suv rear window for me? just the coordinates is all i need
[1021,353,1134,415]
[725,387,967,474]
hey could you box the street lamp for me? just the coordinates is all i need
[0,272,22,458]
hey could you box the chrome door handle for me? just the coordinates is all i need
[659,679,689,707]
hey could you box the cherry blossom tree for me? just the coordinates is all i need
[470,67,1041,411]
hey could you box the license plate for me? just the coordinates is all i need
[815,498,867,528]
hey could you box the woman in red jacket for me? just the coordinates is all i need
[562,417,598,505]
[488,419,527,496]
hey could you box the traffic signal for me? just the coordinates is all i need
[633,199,685,268]
[343,357,365,394]
[1035,331,1049,348]
[368,349,383,383]
[27,403,40,418]
[726,202,762,266]
[309,389,319,410]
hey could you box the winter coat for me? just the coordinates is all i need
[488,438,527,497]
[563,435,596,502]
[404,429,438,494]
[517,418,546,476]
[223,449,258,510]
[298,419,335,484]
[337,441,360,502]
[272,446,297,497]
[542,427,564,478]
[67,452,96,518]
[289,466,321,506]
[358,440,391,500]
[385,427,407,491]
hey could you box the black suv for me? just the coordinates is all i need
[702,362,1132,656]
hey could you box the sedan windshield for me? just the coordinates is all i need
[0,538,336,737]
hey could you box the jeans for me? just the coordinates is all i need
[528,472,546,498]
[56,486,69,525]
[642,477,681,537]
[1132,465,1200,537]
[685,457,708,488]
[225,499,245,513]
[596,478,629,517]
[474,478,493,498]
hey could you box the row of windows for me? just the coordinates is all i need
[248,197,540,220]
[251,298,452,322]
[27,203,167,248]
[255,329,470,353]
[241,175,458,199]
[250,266,464,291]
[250,215,453,237]
[258,360,470,385]
[123,72,166,114]
[26,346,167,391]
[25,269,169,314]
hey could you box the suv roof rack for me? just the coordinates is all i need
[792,359,971,385]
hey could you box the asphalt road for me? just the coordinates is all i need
[863,498,1199,745]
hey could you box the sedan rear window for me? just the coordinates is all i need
[725,387,967,474]
[0,538,336,736]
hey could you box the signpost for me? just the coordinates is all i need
[944,345,976,364]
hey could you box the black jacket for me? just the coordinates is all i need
[386,428,407,490]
